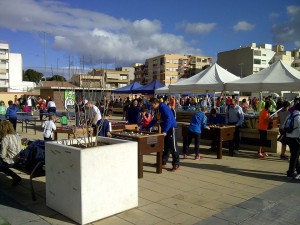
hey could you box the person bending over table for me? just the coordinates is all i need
[0,120,22,186]
[146,97,180,172]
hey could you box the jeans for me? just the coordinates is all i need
[183,130,201,155]
[286,137,300,175]
[228,123,241,151]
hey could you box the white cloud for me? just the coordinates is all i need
[269,12,280,19]
[233,21,255,31]
[272,5,300,47]
[178,22,216,35]
[0,0,202,66]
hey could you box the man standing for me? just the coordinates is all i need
[285,103,300,179]
[85,101,102,136]
[226,98,244,155]
[146,97,180,172]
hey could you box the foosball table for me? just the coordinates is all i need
[111,130,164,178]
[111,122,139,131]
[53,126,94,140]
[182,124,235,159]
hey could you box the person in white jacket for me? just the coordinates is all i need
[43,114,56,141]
[0,120,22,186]
[285,103,300,179]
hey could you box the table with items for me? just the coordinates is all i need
[111,130,164,178]
[181,123,235,159]
[53,126,94,140]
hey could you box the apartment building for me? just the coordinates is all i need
[217,43,277,78]
[0,42,9,91]
[0,42,35,92]
[136,54,212,86]
[71,68,130,90]
[217,43,300,78]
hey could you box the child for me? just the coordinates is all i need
[42,114,56,141]
[98,109,112,137]
[140,108,153,131]
[60,112,69,126]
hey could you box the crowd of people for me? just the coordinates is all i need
[1,92,300,187]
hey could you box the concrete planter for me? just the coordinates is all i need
[45,137,138,225]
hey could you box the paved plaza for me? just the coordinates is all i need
[0,115,299,225]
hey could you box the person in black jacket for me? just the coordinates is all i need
[127,99,141,125]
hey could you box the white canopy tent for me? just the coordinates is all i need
[168,63,240,94]
[225,60,300,92]
[155,78,187,94]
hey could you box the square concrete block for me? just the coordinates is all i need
[45,137,138,225]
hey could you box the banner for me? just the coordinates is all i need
[64,90,75,109]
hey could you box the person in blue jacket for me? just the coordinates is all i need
[183,107,207,160]
[5,100,18,131]
[146,97,180,172]
[98,109,112,137]
[207,108,224,125]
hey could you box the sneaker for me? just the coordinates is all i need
[263,152,268,157]
[171,165,179,172]
[287,171,297,178]
[194,155,203,160]
[280,155,289,160]
[293,174,300,180]
[183,154,188,159]
[162,164,167,169]
[258,153,265,158]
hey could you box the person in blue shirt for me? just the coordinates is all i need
[98,109,112,137]
[183,107,207,160]
[207,108,224,125]
[5,100,18,131]
[146,97,180,172]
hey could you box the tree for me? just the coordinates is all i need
[23,69,43,83]
[49,75,67,81]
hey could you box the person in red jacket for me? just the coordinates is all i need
[258,101,271,158]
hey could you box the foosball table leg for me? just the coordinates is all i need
[156,152,163,174]
[217,139,222,159]
[138,154,143,179]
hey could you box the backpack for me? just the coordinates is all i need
[17,140,45,173]
[283,114,300,134]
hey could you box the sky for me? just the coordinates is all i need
[0,0,299,78]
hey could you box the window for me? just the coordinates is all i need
[261,60,266,65]
[254,59,261,64]
[254,50,261,56]
[0,49,6,55]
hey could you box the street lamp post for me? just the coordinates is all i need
[238,63,244,78]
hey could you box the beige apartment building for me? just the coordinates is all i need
[136,54,212,86]
[71,68,130,90]
[217,43,300,78]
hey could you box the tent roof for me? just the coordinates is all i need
[225,60,300,92]
[112,82,143,93]
[132,80,165,94]
[169,63,239,93]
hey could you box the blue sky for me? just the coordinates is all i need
[0,0,299,77]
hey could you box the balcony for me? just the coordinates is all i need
[0,81,8,87]
[0,74,8,80]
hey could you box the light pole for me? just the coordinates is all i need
[238,63,244,78]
